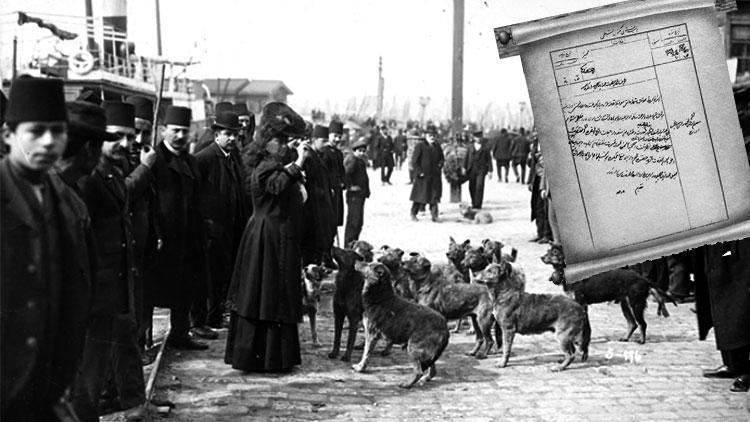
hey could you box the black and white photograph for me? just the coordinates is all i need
[1,0,749,420]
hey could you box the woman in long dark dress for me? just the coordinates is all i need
[225,102,309,372]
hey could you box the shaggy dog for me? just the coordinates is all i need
[328,246,365,361]
[474,261,591,371]
[402,253,496,359]
[347,239,374,262]
[459,202,493,224]
[542,244,676,344]
[352,262,450,389]
[481,238,518,263]
[446,237,472,281]
[302,264,330,347]
[377,246,415,301]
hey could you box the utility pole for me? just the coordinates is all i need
[376,56,384,121]
[155,0,163,55]
[452,0,464,136]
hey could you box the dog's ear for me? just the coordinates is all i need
[462,239,471,247]
[380,244,390,251]
[395,248,404,258]
[449,236,456,245]
[481,238,490,246]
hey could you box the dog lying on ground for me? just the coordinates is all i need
[402,252,497,359]
[352,262,450,389]
[328,246,365,361]
[302,264,330,347]
[459,202,494,224]
[474,260,590,371]
[542,244,676,344]
[348,239,374,262]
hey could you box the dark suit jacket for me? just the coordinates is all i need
[464,140,493,176]
[492,132,511,160]
[144,141,204,307]
[344,152,370,198]
[195,142,247,247]
[1,159,92,411]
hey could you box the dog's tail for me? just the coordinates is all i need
[579,311,591,362]
[649,287,677,318]
[509,248,518,262]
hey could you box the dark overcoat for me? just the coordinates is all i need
[226,156,305,324]
[144,141,204,308]
[377,135,395,167]
[344,152,370,198]
[464,140,493,176]
[320,144,345,227]
[301,150,335,254]
[1,159,92,411]
[492,132,511,160]
[78,160,137,316]
[195,143,247,249]
[695,240,750,350]
[509,135,531,159]
[409,140,444,204]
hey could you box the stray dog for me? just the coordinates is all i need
[482,238,518,263]
[329,246,365,361]
[459,202,493,224]
[463,246,526,291]
[542,244,676,344]
[377,246,415,301]
[302,264,330,347]
[403,253,496,359]
[348,239,374,262]
[446,237,472,281]
[474,261,590,371]
[352,262,450,389]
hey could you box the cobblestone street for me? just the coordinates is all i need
[153,167,750,421]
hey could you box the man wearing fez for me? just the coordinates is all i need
[125,95,160,357]
[192,101,233,154]
[146,106,208,350]
[321,120,346,248]
[463,129,493,209]
[409,127,444,222]
[71,101,150,421]
[1,76,92,420]
[343,139,370,245]
[234,102,255,147]
[192,111,248,338]
[302,125,335,266]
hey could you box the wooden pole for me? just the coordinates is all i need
[155,0,163,56]
[12,36,17,80]
[451,0,464,137]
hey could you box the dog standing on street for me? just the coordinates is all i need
[302,264,330,347]
[329,247,365,362]
[353,262,450,389]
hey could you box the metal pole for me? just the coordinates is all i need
[155,0,163,56]
[451,0,464,136]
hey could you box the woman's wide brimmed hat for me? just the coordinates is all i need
[259,102,306,141]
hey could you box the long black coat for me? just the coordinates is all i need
[195,143,247,249]
[226,156,305,324]
[492,132,511,160]
[320,145,345,227]
[377,135,395,168]
[144,142,204,308]
[695,240,750,350]
[463,140,493,176]
[1,159,92,411]
[78,160,139,316]
[409,140,444,204]
[301,150,335,255]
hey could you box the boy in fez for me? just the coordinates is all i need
[72,101,150,421]
[343,139,370,245]
[1,76,92,421]
[146,106,208,351]
[192,111,247,339]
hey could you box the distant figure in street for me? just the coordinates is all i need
[377,126,395,185]
[409,128,444,222]
[510,127,531,183]
[492,128,511,182]
[225,102,308,373]
[394,128,407,170]
[463,129,493,209]
[343,139,370,245]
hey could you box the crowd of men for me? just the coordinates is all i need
[0,76,370,421]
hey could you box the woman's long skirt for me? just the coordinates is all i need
[224,312,301,373]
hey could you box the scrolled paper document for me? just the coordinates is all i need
[495,0,750,281]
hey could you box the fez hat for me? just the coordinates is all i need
[125,96,154,122]
[164,105,191,127]
[5,75,67,124]
[233,103,250,117]
[67,101,119,141]
[212,111,241,131]
[329,120,344,135]
[351,139,367,151]
[104,101,136,135]
[312,124,329,139]
[259,102,306,141]
[214,102,233,115]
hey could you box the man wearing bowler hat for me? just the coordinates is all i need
[192,101,233,154]
[343,139,370,245]
[409,127,444,222]
[191,111,248,337]
[1,76,92,421]
[72,101,149,421]
[463,129,493,209]
[145,105,208,350]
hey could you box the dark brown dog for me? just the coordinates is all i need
[481,238,518,263]
[348,239,374,262]
[542,244,676,344]
[352,262,450,389]
[302,264,330,347]
[329,246,365,361]
[402,253,496,359]
[377,246,415,301]
[474,261,590,371]
[446,236,472,281]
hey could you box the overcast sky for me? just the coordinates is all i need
[1,0,617,119]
